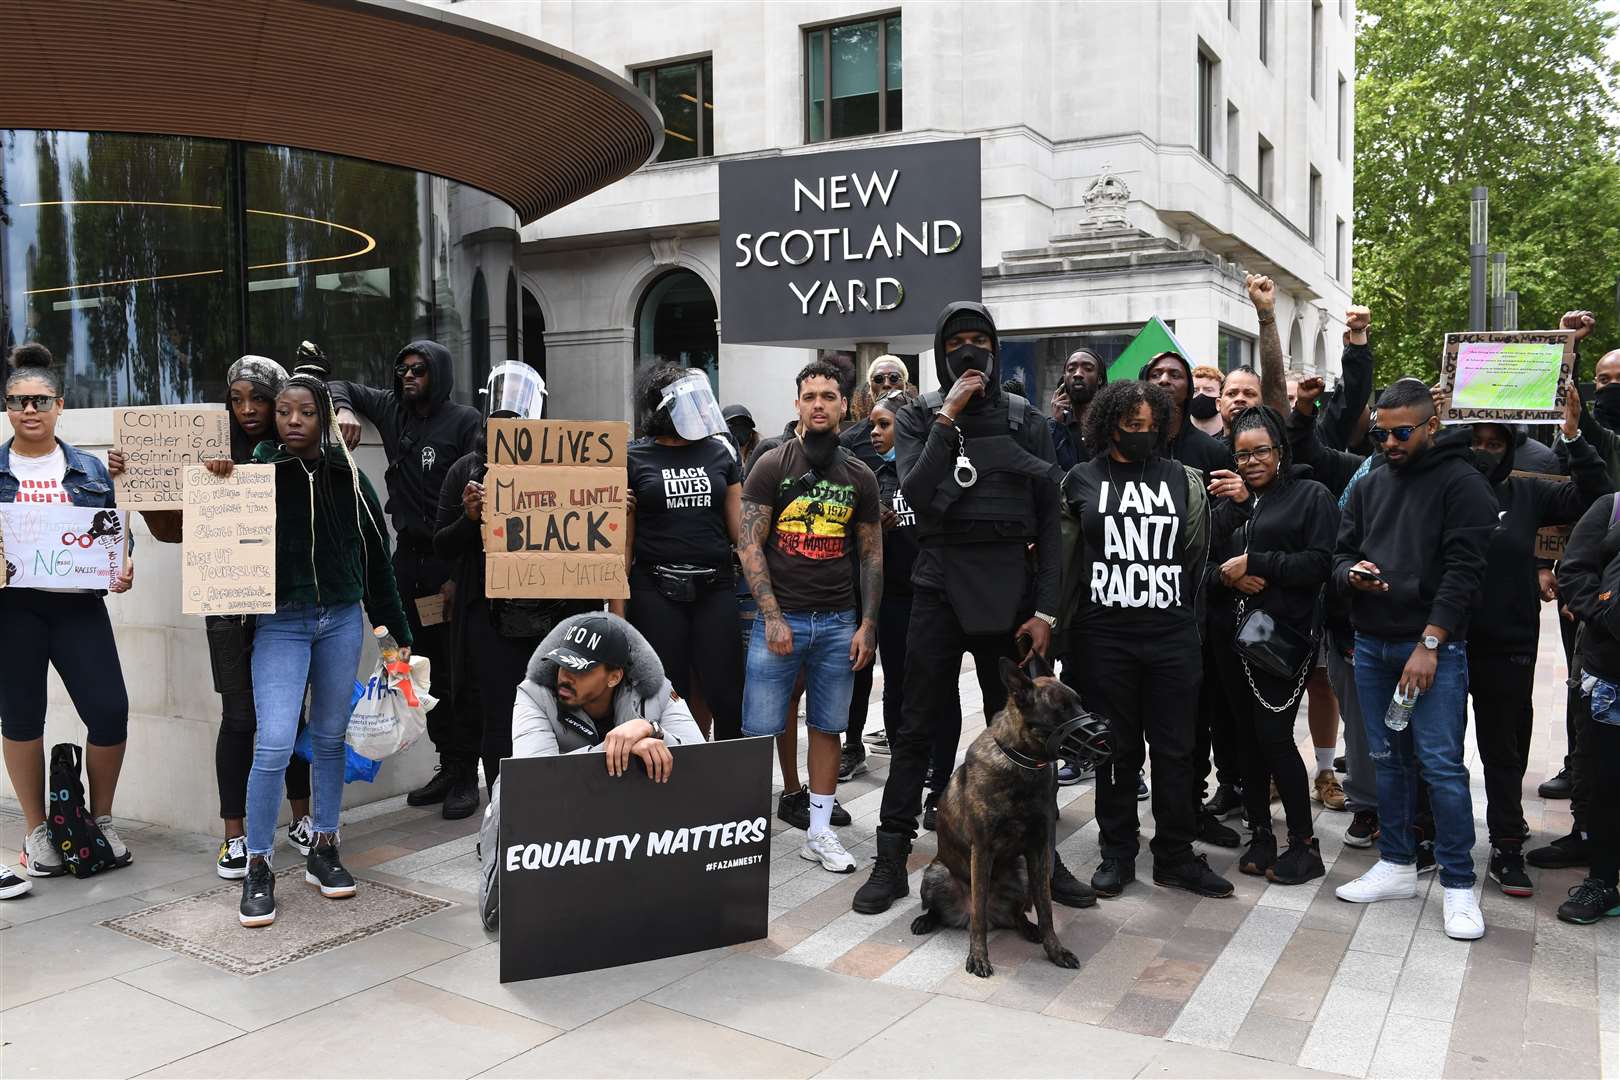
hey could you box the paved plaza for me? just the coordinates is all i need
[1,606,1616,1079]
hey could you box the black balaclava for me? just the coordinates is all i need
[936,304,999,386]
[801,427,841,471]
[1595,384,1620,429]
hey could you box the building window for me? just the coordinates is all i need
[521,287,547,382]
[805,14,901,143]
[1259,0,1272,64]
[1217,329,1254,373]
[1311,0,1323,101]
[1228,0,1237,24]
[635,58,713,161]
[1336,217,1347,281]
[1226,103,1240,173]
[635,269,718,394]
[1257,135,1275,203]
[1337,75,1348,160]
[1196,48,1218,161]
[1000,328,1144,402]
[1309,168,1323,246]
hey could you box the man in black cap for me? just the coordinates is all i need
[854,301,1094,914]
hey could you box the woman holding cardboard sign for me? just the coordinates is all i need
[0,343,135,891]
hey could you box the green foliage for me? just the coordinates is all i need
[1354,0,1620,383]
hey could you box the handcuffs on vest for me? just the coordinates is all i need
[953,426,979,488]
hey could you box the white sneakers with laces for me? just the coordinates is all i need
[1443,886,1486,940]
[1335,858,1418,903]
[21,823,66,878]
[800,830,857,874]
[94,815,131,865]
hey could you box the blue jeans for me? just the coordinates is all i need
[246,603,364,857]
[741,610,856,737]
[1353,634,1476,888]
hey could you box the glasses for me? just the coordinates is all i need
[871,371,904,386]
[1369,425,1419,443]
[396,362,430,378]
[1233,445,1277,464]
[4,394,56,413]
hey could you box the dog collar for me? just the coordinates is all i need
[992,738,1050,772]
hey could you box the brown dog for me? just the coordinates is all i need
[910,657,1083,978]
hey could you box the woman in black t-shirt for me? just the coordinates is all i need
[626,365,744,739]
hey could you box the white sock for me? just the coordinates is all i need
[1315,747,1336,773]
[808,790,835,836]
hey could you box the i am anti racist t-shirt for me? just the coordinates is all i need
[627,436,741,572]
[1064,456,1194,630]
[741,436,879,613]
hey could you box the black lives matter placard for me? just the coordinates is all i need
[498,737,773,982]
[719,138,981,347]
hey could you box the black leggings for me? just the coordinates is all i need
[208,616,307,820]
[0,589,128,745]
[628,572,743,739]
[1216,630,1313,839]
[1590,718,1620,888]
[457,598,547,787]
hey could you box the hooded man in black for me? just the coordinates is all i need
[1140,351,1234,478]
[854,301,1089,915]
[331,340,482,817]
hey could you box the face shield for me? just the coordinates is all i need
[482,362,547,419]
[658,374,727,440]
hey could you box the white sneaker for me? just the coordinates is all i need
[94,815,132,865]
[800,830,857,874]
[0,865,32,899]
[288,815,314,856]
[864,729,890,754]
[1335,859,1418,903]
[21,823,66,878]
[1443,886,1486,940]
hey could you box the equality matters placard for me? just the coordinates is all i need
[114,406,231,509]
[0,504,128,589]
[181,465,276,615]
[483,420,630,600]
[498,737,772,982]
[1438,331,1576,425]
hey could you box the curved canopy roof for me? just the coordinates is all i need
[0,0,662,223]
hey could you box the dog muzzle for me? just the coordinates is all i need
[1045,709,1114,772]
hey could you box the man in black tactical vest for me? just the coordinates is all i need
[853,301,1095,914]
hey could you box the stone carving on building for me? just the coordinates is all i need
[1081,164,1131,226]
[650,236,682,267]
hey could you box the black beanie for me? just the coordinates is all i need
[940,308,997,350]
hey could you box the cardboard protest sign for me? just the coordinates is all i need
[1438,331,1576,425]
[0,504,128,589]
[1510,470,1574,561]
[181,465,276,615]
[114,406,231,509]
[483,420,630,600]
[498,736,772,982]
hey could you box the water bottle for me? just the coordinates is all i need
[373,625,401,665]
[1384,686,1418,732]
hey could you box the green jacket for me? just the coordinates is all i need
[251,443,412,645]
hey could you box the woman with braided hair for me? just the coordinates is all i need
[211,367,412,928]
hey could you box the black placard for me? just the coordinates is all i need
[497,737,773,982]
[719,138,981,348]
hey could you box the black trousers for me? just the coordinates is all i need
[1077,622,1202,865]
[1215,631,1313,839]
[208,615,308,820]
[1196,625,1244,800]
[1590,719,1620,887]
[455,598,544,787]
[394,545,466,764]
[877,587,1017,839]
[846,660,875,744]
[1466,643,1535,844]
[1563,615,1593,833]
[862,592,961,786]
[627,573,742,740]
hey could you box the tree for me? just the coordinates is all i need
[1355,0,1620,384]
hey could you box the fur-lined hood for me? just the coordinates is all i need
[524,611,668,701]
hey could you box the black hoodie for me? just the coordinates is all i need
[1137,352,1233,478]
[1209,465,1340,634]
[330,341,482,548]
[1332,426,1497,641]
[1557,493,1620,682]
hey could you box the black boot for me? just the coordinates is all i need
[853,831,911,914]
[1051,853,1097,908]
[1269,834,1324,885]
[407,763,456,807]
[442,763,481,821]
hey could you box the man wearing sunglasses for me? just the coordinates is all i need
[329,341,483,819]
[1331,378,1497,940]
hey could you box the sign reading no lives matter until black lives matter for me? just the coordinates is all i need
[719,138,981,348]
[498,737,772,982]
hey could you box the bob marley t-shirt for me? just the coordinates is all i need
[742,436,879,613]
[1063,455,1195,630]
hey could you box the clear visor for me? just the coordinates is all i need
[483,362,547,419]
[658,374,727,440]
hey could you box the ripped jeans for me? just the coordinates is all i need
[1353,634,1476,888]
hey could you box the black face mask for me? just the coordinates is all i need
[1595,384,1620,427]
[1472,448,1504,477]
[1065,375,1094,407]
[944,343,994,382]
[1114,430,1156,463]
[1188,392,1219,420]
[800,427,841,471]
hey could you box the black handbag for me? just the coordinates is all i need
[46,744,124,878]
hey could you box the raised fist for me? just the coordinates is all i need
[1345,306,1371,334]
[1561,311,1596,344]
[1245,274,1276,313]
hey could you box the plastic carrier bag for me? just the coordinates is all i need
[293,680,381,784]
[346,652,435,762]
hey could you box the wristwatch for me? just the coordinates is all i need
[1422,634,1441,651]
[647,718,665,741]
[1033,611,1057,628]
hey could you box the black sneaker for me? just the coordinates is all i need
[239,858,276,927]
[1344,809,1379,849]
[1154,853,1235,898]
[1527,830,1590,869]
[852,832,911,914]
[839,743,869,782]
[1489,844,1533,897]
[442,764,481,821]
[1092,856,1136,898]
[1269,835,1325,885]
[922,791,941,832]
[776,787,851,830]
[1197,810,1241,848]
[1051,853,1097,908]
[1537,768,1573,800]
[0,866,32,900]
[216,835,248,880]
[1333,755,1347,773]
[1203,783,1245,820]
[1556,877,1620,925]
[1057,760,1093,786]
[305,835,357,898]
[407,765,455,807]
[1136,772,1150,801]
[1415,839,1437,875]
[1239,828,1277,877]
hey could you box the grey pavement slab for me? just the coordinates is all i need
[1,895,174,1009]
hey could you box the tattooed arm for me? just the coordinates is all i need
[851,519,882,671]
[1247,274,1289,414]
[739,497,793,656]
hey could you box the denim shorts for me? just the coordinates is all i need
[741,609,857,737]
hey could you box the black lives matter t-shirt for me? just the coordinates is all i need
[1063,456,1194,630]
[742,436,879,613]
[627,436,741,571]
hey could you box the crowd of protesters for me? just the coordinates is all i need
[2,287,1616,937]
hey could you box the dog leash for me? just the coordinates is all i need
[991,738,1050,772]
